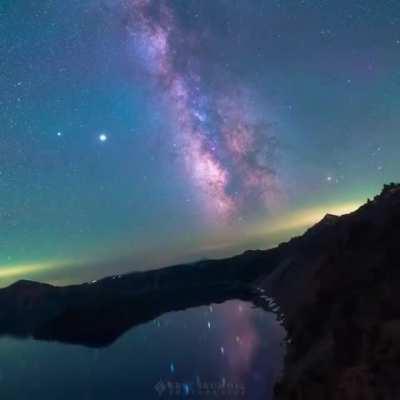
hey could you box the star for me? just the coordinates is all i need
[99,133,108,142]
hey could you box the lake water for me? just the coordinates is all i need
[0,300,285,399]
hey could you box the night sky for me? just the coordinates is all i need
[1,0,400,286]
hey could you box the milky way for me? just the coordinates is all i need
[125,0,280,219]
[3,0,399,283]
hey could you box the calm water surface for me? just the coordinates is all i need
[0,300,285,399]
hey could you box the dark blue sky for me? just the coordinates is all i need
[1,0,399,285]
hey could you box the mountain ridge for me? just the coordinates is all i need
[268,183,400,399]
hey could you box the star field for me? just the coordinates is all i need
[1,0,400,285]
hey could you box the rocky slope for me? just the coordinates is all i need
[264,183,400,400]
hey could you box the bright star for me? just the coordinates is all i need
[99,133,108,142]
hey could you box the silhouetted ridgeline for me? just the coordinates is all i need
[1,183,400,399]
[267,183,400,400]
[0,248,280,346]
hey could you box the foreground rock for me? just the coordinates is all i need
[263,183,400,400]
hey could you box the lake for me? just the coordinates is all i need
[0,299,285,399]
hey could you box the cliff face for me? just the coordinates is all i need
[264,183,400,400]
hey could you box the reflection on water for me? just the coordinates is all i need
[0,300,285,400]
